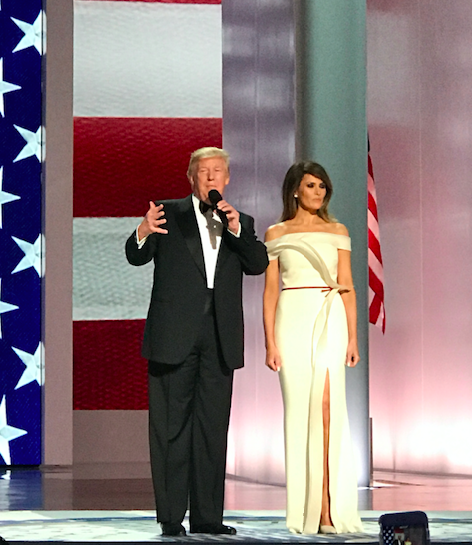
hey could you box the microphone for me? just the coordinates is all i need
[208,189,228,228]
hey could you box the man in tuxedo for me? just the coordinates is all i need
[125,147,268,536]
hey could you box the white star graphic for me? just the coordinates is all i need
[0,167,20,229]
[11,234,43,277]
[13,342,43,390]
[0,58,21,117]
[13,124,43,163]
[11,11,44,55]
[0,396,27,465]
[0,278,19,339]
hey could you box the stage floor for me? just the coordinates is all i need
[1,510,472,543]
[2,465,472,543]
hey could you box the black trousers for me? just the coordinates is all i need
[148,304,234,525]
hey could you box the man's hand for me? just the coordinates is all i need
[138,201,168,240]
[216,200,240,235]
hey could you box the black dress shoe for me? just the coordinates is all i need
[190,523,236,535]
[161,522,187,536]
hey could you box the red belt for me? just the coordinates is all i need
[282,286,332,293]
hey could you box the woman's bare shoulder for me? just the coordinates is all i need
[265,222,288,242]
[329,222,349,236]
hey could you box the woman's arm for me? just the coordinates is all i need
[263,224,284,371]
[263,258,282,371]
[337,248,360,367]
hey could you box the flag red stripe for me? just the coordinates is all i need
[73,319,148,410]
[368,191,378,219]
[368,154,374,178]
[369,268,384,297]
[369,294,381,324]
[370,294,386,334]
[74,117,223,217]
[368,229,383,263]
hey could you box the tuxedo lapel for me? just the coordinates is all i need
[175,195,206,281]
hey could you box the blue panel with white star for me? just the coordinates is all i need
[0,0,43,465]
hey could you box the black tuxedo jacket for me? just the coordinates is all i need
[125,195,268,370]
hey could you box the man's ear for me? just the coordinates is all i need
[189,177,195,190]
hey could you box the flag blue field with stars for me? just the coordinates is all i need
[0,0,43,466]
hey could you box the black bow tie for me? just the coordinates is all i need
[199,201,213,215]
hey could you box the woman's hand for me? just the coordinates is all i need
[266,345,282,372]
[345,340,360,367]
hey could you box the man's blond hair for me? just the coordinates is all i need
[187,147,230,180]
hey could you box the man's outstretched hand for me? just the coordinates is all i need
[138,201,168,240]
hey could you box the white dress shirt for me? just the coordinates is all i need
[192,194,222,289]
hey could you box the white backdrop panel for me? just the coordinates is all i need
[73,217,153,321]
[73,0,222,118]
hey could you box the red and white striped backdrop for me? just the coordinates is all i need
[73,0,222,409]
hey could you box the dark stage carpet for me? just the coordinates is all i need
[1,510,472,544]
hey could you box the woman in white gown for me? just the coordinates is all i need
[263,161,363,535]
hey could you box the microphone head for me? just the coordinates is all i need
[208,189,222,205]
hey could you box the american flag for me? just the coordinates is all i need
[0,0,43,465]
[368,139,386,333]
[72,0,222,410]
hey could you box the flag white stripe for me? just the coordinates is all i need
[73,217,153,321]
[368,171,375,193]
[368,209,380,239]
[375,311,382,328]
[376,304,385,327]
[73,0,222,118]
[369,286,375,306]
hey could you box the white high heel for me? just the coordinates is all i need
[319,525,337,534]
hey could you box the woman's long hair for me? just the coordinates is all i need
[280,161,334,222]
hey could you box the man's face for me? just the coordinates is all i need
[190,156,229,203]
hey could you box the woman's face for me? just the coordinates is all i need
[296,174,327,211]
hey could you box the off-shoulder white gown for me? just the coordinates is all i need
[265,232,362,535]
